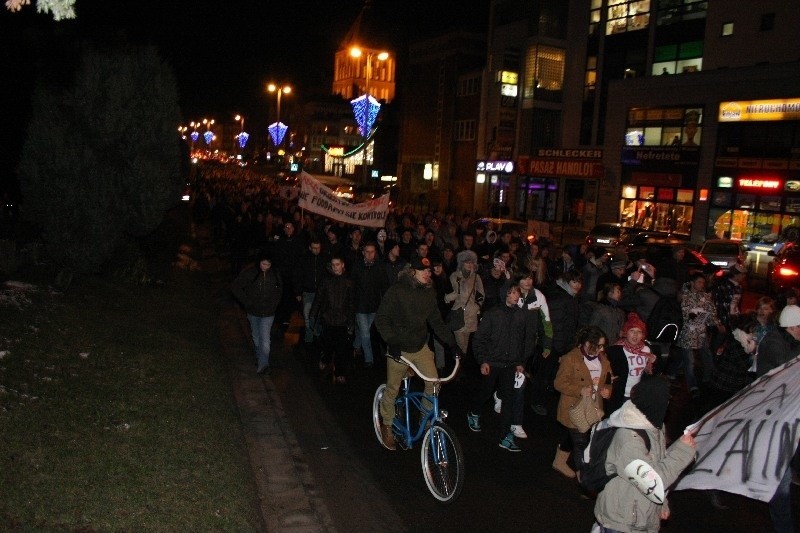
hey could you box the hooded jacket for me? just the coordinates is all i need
[375,268,457,354]
[594,401,696,533]
[231,265,282,317]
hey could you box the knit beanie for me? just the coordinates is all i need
[621,312,647,338]
[630,375,670,429]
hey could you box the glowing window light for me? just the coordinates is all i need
[203,131,214,145]
[350,94,381,138]
[268,122,288,146]
[190,131,199,143]
[237,131,250,148]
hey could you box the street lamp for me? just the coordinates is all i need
[267,83,291,148]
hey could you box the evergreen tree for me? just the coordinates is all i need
[18,45,183,274]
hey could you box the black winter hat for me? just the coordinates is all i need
[630,375,671,429]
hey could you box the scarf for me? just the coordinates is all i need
[580,345,599,362]
[615,338,650,358]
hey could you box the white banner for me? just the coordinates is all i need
[673,355,800,502]
[297,171,389,228]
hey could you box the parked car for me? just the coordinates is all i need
[767,242,800,294]
[699,239,750,271]
[585,223,631,250]
[620,230,691,247]
[627,242,720,278]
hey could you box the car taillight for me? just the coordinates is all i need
[778,266,800,277]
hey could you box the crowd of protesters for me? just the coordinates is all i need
[194,162,798,532]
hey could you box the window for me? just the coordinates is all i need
[454,120,476,141]
[589,0,602,35]
[657,0,707,26]
[606,0,650,35]
[457,75,481,96]
[624,105,704,147]
[721,21,734,36]
[760,13,775,31]
[651,41,703,75]
[523,45,565,100]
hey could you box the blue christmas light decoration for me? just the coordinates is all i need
[350,94,381,138]
[268,122,288,146]
[237,131,250,148]
[190,131,199,143]
[203,130,214,145]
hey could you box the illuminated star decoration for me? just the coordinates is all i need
[190,131,200,143]
[350,94,381,138]
[203,130,214,145]
[237,131,250,148]
[268,122,288,146]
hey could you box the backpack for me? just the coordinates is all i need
[580,421,651,493]
[645,293,682,344]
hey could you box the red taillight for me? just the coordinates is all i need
[778,266,800,277]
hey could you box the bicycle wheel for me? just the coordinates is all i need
[372,384,391,449]
[420,422,465,504]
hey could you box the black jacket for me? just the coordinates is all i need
[230,266,282,317]
[294,250,326,295]
[351,259,390,313]
[543,281,581,354]
[472,302,532,367]
[309,272,355,328]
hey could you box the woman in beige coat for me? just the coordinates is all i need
[552,325,612,479]
[445,250,484,353]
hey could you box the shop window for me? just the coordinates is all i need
[736,194,756,209]
[786,198,800,214]
[760,196,782,211]
[662,127,682,146]
[622,185,637,199]
[639,186,655,200]
[625,128,644,146]
[676,189,694,203]
[657,188,674,201]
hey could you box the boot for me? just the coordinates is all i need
[552,447,576,479]
[380,425,396,451]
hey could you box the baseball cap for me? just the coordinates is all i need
[410,256,432,270]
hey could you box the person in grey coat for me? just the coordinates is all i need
[594,376,696,533]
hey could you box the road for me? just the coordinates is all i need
[262,299,794,532]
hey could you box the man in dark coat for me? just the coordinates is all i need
[310,256,355,383]
[375,257,458,450]
[351,242,390,367]
[294,238,326,344]
[272,221,304,330]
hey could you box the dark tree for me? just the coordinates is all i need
[18,45,183,274]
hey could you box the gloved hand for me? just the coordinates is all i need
[387,345,402,362]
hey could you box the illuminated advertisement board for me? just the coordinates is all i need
[719,98,800,122]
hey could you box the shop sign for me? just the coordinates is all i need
[621,146,699,167]
[518,157,604,179]
[630,172,683,187]
[737,177,782,190]
[476,160,515,174]
[719,98,800,122]
[786,181,800,192]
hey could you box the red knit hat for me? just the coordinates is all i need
[621,312,647,338]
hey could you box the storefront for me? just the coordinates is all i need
[708,98,800,242]
[620,105,703,235]
[475,160,515,217]
[516,149,604,225]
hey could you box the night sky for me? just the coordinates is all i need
[1,1,489,195]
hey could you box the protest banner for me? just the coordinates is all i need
[673,354,800,502]
[297,171,389,228]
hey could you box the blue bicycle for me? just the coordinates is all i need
[372,354,465,504]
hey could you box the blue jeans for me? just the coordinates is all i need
[302,292,320,343]
[354,312,376,364]
[679,346,714,390]
[247,314,274,371]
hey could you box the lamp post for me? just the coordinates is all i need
[267,83,291,152]
[350,47,389,182]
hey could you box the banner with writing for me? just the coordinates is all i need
[673,355,800,502]
[297,172,389,228]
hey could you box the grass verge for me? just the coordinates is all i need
[0,269,262,530]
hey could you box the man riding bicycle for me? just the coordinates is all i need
[375,256,460,450]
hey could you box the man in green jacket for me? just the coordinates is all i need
[375,256,458,450]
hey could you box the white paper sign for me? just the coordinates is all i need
[297,171,389,228]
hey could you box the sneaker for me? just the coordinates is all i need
[493,392,502,414]
[499,433,521,452]
[467,412,481,432]
[511,425,528,439]
[532,404,547,416]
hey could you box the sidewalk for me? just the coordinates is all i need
[218,294,335,532]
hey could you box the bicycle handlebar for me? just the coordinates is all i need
[398,354,461,383]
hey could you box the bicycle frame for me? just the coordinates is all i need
[391,355,460,450]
